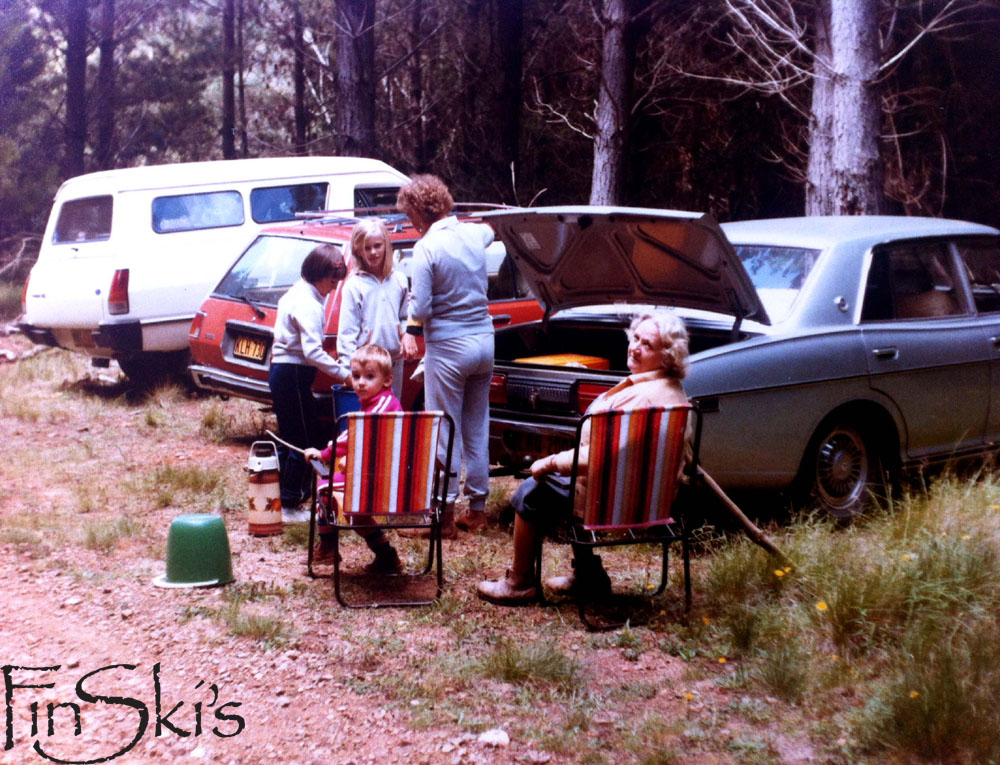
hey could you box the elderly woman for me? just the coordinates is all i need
[396,175,495,537]
[268,244,349,522]
[477,309,691,605]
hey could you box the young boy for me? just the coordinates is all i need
[304,344,404,574]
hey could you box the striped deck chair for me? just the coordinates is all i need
[549,404,701,630]
[309,409,454,608]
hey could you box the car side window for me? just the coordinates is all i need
[250,183,328,223]
[862,242,962,321]
[151,190,244,233]
[955,241,1000,314]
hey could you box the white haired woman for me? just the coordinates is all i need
[477,309,692,605]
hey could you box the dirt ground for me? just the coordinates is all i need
[0,329,821,765]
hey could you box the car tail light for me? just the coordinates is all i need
[489,373,508,404]
[189,310,206,339]
[108,269,129,315]
[575,381,613,414]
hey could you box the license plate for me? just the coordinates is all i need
[233,334,267,363]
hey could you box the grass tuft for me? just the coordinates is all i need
[477,638,581,690]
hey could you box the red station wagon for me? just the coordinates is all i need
[188,211,542,410]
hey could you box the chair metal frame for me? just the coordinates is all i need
[306,409,455,608]
[535,404,702,630]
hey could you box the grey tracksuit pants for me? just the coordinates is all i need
[423,333,494,509]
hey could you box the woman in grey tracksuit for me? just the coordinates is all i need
[397,175,493,536]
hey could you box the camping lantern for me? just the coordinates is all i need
[246,441,282,536]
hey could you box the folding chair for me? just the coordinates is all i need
[536,404,701,630]
[307,410,455,608]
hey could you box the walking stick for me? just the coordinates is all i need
[698,467,790,565]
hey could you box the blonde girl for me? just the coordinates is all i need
[336,218,413,398]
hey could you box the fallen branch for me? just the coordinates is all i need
[698,467,790,564]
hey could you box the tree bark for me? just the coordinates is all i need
[237,0,247,157]
[497,0,523,199]
[293,0,308,155]
[807,0,886,214]
[334,0,376,157]
[222,0,236,159]
[96,0,115,170]
[589,0,633,205]
[63,0,88,178]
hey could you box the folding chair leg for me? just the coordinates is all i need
[683,529,692,613]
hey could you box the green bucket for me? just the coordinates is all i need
[153,513,234,588]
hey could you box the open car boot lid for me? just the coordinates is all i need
[483,206,770,325]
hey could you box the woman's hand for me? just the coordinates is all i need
[530,455,557,480]
[303,447,323,462]
[401,333,418,360]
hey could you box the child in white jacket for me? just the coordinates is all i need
[336,218,416,399]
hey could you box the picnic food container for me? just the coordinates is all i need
[246,440,282,536]
[513,353,610,370]
[153,513,234,588]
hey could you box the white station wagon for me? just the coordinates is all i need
[19,156,408,380]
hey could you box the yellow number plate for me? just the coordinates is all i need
[233,335,267,362]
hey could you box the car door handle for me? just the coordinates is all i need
[492,313,512,326]
[872,347,899,361]
[990,336,1000,348]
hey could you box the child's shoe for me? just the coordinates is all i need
[363,545,402,576]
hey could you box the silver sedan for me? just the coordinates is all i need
[485,208,1000,516]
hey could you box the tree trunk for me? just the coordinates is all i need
[589,0,633,205]
[807,0,885,214]
[222,0,236,159]
[293,0,308,155]
[497,0,523,200]
[237,0,247,157]
[96,0,115,170]
[410,0,427,170]
[63,0,88,178]
[334,0,376,157]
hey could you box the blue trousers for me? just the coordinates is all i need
[268,363,325,507]
[423,333,493,508]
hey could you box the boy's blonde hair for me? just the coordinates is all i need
[351,344,393,379]
[350,218,394,280]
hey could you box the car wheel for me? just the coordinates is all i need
[808,422,882,518]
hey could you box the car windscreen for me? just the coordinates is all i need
[734,244,819,323]
[214,236,339,306]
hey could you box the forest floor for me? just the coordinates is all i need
[0,328,827,765]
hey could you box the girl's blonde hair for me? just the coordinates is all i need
[350,218,394,280]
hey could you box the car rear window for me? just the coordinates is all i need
[250,183,328,223]
[151,190,244,233]
[734,244,819,322]
[214,236,340,306]
[53,195,113,243]
[956,240,1000,314]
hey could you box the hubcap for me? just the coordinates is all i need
[816,428,868,510]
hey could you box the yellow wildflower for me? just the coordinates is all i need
[718,657,727,664]
[816,601,829,612]
[774,569,785,578]
[684,693,694,701]
[962,534,971,540]
[910,690,919,699]
[702,616,710,625]
[783,566,792,573]
[647,583,656,591]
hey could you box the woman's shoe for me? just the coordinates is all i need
[476,571,538,605]
[544,556,612,598]
[455,510,487,533]
[398,504,458,539]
